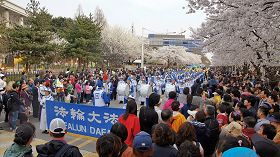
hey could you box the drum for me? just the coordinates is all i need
[140,84,152,98]
[117,83,129,96]
[165,83,176,97]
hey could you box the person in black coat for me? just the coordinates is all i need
[139,93,159,135]
[203,105,220,157]
[8,83,24,131]
[32,81,40,118]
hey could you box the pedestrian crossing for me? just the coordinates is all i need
[0,131,98,156]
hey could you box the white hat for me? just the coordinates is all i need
[128,95,135,100]
[49,118,66,134]
[187,110,198,118]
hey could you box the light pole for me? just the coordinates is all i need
[141,27,144,69]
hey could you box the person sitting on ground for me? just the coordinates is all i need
[152,123,177,157]
[3,123,35,157]
[96,133,122,157]
[177,140,202,157]
[162,91,177,110]
[36,118,82,157]
[118,99,140,146]
[161,109,173,127]
[139,93,159,135]
[171,101,186,132]
[133,131,153,157]
[176,122,204,156]
[110,122,133,157]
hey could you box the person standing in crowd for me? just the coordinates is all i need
[180,94,194,119]
[118,100,140,146]
[254,106,270,131]
[8,83,23,132]
[268,112,280,144]
[133,131,154,157]
[40,88,54,134]
[3,123,35,157]
[75,79,82,104]
[244,96,257,118]
[216,104,228,128]
[258,89,269,108]
[215,136,258,157]
[220,111,242,137]
[96,133,122,157]
[161,109,173,127]
[0,75,6,130]
[242,116,257,141]
[171,101,186,133]
[84,81,92,103]
[111,75,118,101]
[203,105,220,157]
[110,122,134,157]
[162,91,176,110]
[177,140,202,157]
[192,88,205,109]
[20,84,32,112]
[178,87,190,106]
[32,80,40,118]
[93,82,110,107]
[267,93,280,113]
[176,122,204,156]
[252,124,280,157]
[37,118,82,157]
[139,93,159,135]
[152,123,177,157]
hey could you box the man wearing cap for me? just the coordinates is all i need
[93,81,110,107]
[37,118,82,157]
[133,131,153,157]
[268,113,280,144]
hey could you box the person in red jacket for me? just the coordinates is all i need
[118,99,140,146]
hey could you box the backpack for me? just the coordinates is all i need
[54,144,77,157]
[6,93,13,111]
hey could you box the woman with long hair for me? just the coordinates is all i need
[118,99,140,146]
[176,122,204,157]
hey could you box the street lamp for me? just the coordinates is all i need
[141,28,144,69]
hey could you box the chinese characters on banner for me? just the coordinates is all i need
[46,101,125,138]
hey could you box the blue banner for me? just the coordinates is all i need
[46,101,125,138]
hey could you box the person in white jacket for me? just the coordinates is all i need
[40,87,54,134]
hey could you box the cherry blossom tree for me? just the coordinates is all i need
[186,0,280,75]
[101,26,142,66]
[145,46,202,66]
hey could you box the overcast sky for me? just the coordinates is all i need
[11,0,206,37]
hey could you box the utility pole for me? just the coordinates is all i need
[141,27,144,69]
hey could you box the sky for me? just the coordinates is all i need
[10,0,206,37]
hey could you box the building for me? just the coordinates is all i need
[148,34,202,52]
[0,0,27,70]
[0,0,27,27]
